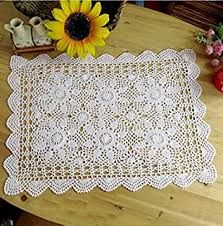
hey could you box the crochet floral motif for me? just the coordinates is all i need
[4,49,216,196]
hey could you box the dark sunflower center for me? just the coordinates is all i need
[65,13,91,40]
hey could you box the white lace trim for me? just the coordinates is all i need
[4,49,216,197]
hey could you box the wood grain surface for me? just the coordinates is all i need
[0,2,223,226]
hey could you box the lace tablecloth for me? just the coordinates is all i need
[4,49,216,196]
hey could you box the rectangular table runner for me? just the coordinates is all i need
[4,49,216,196]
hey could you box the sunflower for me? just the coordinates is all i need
[44,0,110,58]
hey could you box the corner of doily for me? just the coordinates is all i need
[4,176,23,196]
[10,55,29,69]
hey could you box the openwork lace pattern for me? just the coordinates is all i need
[4,49,216,196]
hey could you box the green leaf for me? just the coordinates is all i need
[195,32,208,44]
[211,23,223,41]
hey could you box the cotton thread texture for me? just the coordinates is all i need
[4,49,216,196]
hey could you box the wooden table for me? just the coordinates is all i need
[0,2,223,226]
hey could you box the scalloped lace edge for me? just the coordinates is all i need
[4,49,217,197]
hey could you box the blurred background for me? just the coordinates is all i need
[134,1,223,29]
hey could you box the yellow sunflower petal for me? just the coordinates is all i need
[52,8,67,22]
[87,2,101,19]
[80,0,92,14]
[47,31,64,40]
[83,39,95,56]
[56,36,70,51]
[92,14,109,27]
[76,41,87,59]
[93,27,110,38]
[44,21,64,32]
[67,41,77,57]
[70,0,80,12]
[90,35,105,47]
[60,0,71,15]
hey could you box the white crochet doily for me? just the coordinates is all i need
[4,49,216,197]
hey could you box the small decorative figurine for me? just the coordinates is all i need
[4,17,34,48]
[4,17,54,54]
[29,16,52,46]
